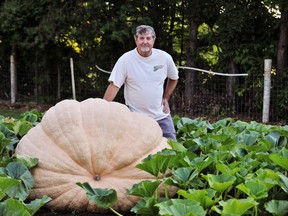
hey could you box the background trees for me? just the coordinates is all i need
[0,0,287,121]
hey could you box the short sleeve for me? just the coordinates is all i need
[108,56,127,88]
[166,54,179,80]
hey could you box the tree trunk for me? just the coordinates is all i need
[185,18,199,114]
[277,9,288,74]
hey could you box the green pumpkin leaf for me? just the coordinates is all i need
[254,169,279,190]
[168,140,187,152]
[278,173,288,193]
[202,173,236,194]
[188,156,214,173]
[13,120,33,137]
[212,198,258,215]
[171,167,198,187]
[155,199,206,216]
[269,154,288,171]
[76,182,117,209]
[6,162,34,201]
[25,195,52,215]
[236,180,268,200]
[0,198,31,216]
[15,155,38,169]
[264,200,288,216]
[0,176,20,200]
[265,131,282,146]
[131,197,159,216]
[127,180,161,198]
[136,150,177,177]
[178,188,220,210]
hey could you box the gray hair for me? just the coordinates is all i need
[134,25,156,38]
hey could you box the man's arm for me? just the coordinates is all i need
[103,82,120,101]
[162,78,178,113]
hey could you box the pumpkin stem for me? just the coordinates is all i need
[94,174,101,181]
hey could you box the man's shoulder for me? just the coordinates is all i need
[153,48,173,59]
[115,49,136,64]
[121,48,136,58]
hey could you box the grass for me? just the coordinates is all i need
[0,109,24,119]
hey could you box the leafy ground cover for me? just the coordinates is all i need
[0,105,288,215]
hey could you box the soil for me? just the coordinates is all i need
[34,208,125,216]
[0,100,52,113]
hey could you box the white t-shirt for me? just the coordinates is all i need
[108,48,179,120]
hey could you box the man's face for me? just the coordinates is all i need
[135,32,155,57]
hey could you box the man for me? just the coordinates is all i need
[103,25,179,140]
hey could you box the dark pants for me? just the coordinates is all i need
[157,115,176,141]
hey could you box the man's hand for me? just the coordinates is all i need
[162,98,170,113]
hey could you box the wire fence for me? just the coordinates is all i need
[0,59,287,125]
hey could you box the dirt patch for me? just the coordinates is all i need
[35,207,135,216]
[0,100,52,112]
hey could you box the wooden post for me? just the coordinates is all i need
[10,54,16,104]
[70,58,76,100]
[262,59,272,123]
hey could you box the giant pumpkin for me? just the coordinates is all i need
[15,98,171,213]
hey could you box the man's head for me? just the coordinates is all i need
[134,25,156,57]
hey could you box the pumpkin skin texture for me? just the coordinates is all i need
[15,98,171,213]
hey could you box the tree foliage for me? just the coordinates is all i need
[0,0,286,119]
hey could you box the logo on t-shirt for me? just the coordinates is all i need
[153,65,164,72]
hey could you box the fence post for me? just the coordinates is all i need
[70,57,76,100]
[262,59,272,123]
[10,54,16,104]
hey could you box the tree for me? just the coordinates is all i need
[276,1,288,74]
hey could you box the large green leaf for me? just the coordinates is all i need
[236,180,268,200]
[15,155,38,169]
[264,200,288,216]
[6,162,34,201]
[278,173,288,193]
[265,131,287,147]
[0,176,20,200]
[0,131,10,154]
[131,197,159,216]
[202,173,236,194]
[25,195,52,215]
[168,167,198,189]
[13,120,33,137]
[212,198,258,215]
[254,169,279,190]
[269,154,288,171]
[155,199,206,216]
[0,198,31,216]
[76,182,117,209]
[178,188,220,209]
[236,131,259,146]
[186,156,214,173]
[127,180,161,198]
[136,150,177,177]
